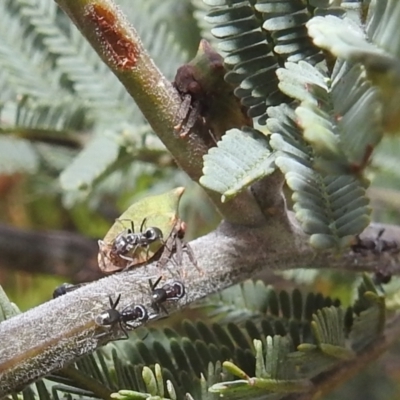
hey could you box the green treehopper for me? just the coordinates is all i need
[98,187,186,274]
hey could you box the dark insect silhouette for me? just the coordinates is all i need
[149,277,185,314]
[95,294,149,340]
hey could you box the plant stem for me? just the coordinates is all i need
[1,220,400,395]
[53,0,265,225]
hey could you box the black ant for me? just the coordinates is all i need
[352,228,398,255]
[95,294,149,340]
[352,228,396,288]
[111,218,163,262]
[149,277,185,314]
[52,283,87,299]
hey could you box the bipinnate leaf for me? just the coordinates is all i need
[269,104,370,249]
[277,61,382,175]
[311,307,355,360]
[350,275,386,352]
[307,12,400,135]
[200,128,275,202]
[210,339,311,397]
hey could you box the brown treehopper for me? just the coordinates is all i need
[173,39,252,145]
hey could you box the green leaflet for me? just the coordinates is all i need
[204,0,283,122]
[311,307,355,360]
[201,0,375,250]
[0,136,38,175]
[200,128,275,202]
[0,0,188,205]
[277,60,383,175]
[204,0,343,124]
[307,10,400,135]
[4,0,132,123]
[0,285,21,322]
[213,338,312,397]
[269,104,370,249]
[59,134,120,195]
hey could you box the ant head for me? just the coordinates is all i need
[52,283,73,299]
[95,308,120,326]
[144,227,163,241]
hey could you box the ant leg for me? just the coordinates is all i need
[94,320,118,341]
[118,322,129,340]
[172,236,183,267]
[119,243,140,263]
[101,323,129,342]
[156,232,177,269]
[145,244,151,260]
[183,242,201,273]
[375,228,386,254]
[150,300,167,315]
[94,330,112,341]
[160,303,168,315]
[156,245,173,269]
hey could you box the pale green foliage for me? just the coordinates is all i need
[198,0,400,249]
[200,128,274,202]
[0,0,188,205]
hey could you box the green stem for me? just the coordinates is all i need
[53,0,266,225]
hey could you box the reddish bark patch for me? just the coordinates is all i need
[86,4,139,69]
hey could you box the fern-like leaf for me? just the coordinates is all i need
[269,104,370,249]
[7,277,387,400]
[204,0,345,124]
[307,10,400,135]
[204,0,285,122]
[350,275,386,352]
[200,128,274,202]
[278,60,383,175]
[310,306,354,359]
